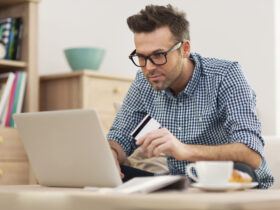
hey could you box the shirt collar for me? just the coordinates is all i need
[182,52,202,96]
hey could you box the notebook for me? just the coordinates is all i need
[13,109,188,193]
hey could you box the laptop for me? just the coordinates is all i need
[14,109,188,193]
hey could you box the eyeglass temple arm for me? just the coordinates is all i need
[129,49,137,58]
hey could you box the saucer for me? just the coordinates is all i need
[192,182,258,191]
[238,182,259,190]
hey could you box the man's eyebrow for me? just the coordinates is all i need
[136,48,165,56]
[152,49,165,54]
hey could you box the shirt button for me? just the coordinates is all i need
[178,127,182,131]
[199,117,203,122]
[179,103,183,106]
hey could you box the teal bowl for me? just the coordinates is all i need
[64,47,105,71]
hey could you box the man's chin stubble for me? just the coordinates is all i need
[150,81,168,90]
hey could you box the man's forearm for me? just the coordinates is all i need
[108,140,126,164]
[182,143,262,169]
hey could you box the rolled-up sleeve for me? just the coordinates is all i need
[217,62,273,188]
[218,62,264,155]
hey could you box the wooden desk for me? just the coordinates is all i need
[0,185,280,210]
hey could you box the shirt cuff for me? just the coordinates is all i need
[107,130,136,156]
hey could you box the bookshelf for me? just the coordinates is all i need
[0,0,40,112]
[0,60,27,69]
[0,0,40,184]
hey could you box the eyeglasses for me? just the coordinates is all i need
[129,41,183,67]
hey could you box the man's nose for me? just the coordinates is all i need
[145,58,157,71]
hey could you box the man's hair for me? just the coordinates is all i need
[127,4,190,42]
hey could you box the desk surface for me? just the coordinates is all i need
[0,185,279,210]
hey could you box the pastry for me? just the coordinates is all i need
[230,169,252,183]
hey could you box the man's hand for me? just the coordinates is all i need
[136,128,188,160]
[111,148,124,179]
[108,140,126,179]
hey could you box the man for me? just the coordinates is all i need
[107,4,273,188]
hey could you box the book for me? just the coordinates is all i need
[0,24,5,40]
[0,17,12,40]
[10,72,22,127]
[0,17,23,60]
[0,18,13,60]
[16,72,26,113]
[5,72,18,126]
[7,18,17,60]
[0,72,15,126]
[12,18,23,60]
[10,72,26,127]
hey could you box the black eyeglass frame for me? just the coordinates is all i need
[129,41,184,67]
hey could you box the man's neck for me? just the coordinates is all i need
[170,58,195,95]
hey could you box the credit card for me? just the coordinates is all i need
[130,114,161,141]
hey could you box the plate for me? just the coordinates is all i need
[238,182,259,190]
[192,182,258,191]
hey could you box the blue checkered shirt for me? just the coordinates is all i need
[107,53,274,189]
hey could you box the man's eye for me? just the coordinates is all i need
[137,55,145,60]
[151,53,164,59]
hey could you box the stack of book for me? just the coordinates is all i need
[0,71,27,127]
[0,17,23,60]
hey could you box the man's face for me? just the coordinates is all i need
[134,26,185,91]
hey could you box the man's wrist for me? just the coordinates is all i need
[111,147,119,160]
[179,143,196,161]
[108,140,126,164]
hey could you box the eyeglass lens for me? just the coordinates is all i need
[133,53,166,67]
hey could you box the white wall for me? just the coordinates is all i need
[38,0,279,135]
[275,0,280,136]
[185,0,278,136]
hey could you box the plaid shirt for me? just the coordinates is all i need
[107,53,274,189]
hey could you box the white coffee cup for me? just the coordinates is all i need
[186,161,233,186]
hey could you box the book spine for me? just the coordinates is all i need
[0,72,15,127]
[0,18,12,44]
[10,72,23,127]
[0,18,13,60]
[12,18,23,60]
[8,18,17,60]
[15,18,23,60]
[15,72,26,114]
[5,72,18,127]
[0,24,4,39]
[0,102,8,127]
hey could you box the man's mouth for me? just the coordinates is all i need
[148,74,164,82]
[149,74,163,81]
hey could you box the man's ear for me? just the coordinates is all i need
[181,40,191,58]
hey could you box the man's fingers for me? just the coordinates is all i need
[111,149,125,179]
[147,138,166,157]
[120,171,125,179]
[140,129,165,152]
[116,162,124,179]
[136,137,144,145]
[136,128,166,145]
[136,132,154,147]
[154,143,170,157]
